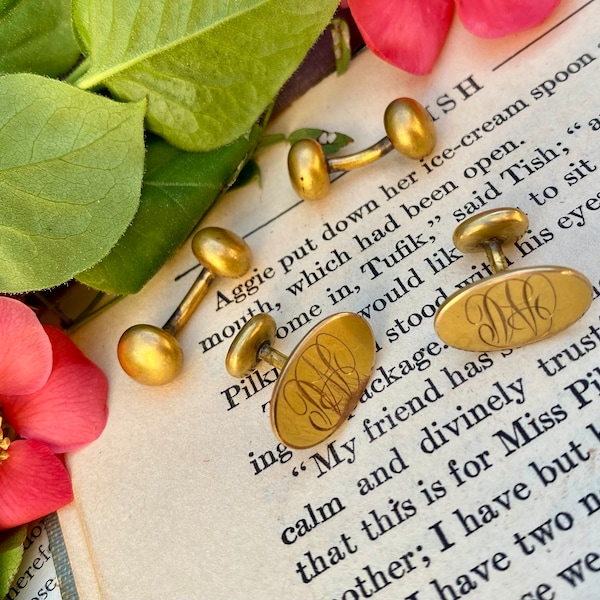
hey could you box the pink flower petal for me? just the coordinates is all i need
[347,0,454,74]
[2,326,108,454]
[456,0,561,38]
[0,439,73,530]
[0,297,52,396]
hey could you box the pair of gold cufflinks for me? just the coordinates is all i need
[117,207,592,450]
[118,96,438,388]
[227,207,590,449]
[117,95,592,450]
[285,95,590,351]
[115,227,376,450]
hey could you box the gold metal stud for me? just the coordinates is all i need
[434,207,593,351]
[287,98,436,201]
[226,312,376,449]
[118,227,252,385]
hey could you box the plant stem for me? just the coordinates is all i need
[66,295,124,334]
[65,58,91,86]
[34,292,72,327]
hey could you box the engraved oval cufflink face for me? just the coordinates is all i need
[287,98,436,201]
[226,312,376,449]
[118,227,252,386]
[434,207,593,352]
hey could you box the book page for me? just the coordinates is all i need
[59,1,600,598]
[4,518,63,600]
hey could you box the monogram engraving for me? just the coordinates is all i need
[280,332,363,434]
[464,273,558,347]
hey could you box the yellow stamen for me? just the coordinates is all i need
[0,416,10,462]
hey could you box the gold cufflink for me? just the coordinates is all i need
[287,97,436,201]
[118,227,252,386]
[226,312,375,449]
[434,207,592,351]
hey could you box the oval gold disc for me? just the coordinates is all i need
[271,313,375,449]
[434,266,592,352]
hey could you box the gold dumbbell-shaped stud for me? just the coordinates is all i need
[118,227,252,386]
[434,207,593,351]
[226,312,376,449]
[287,98,436,201]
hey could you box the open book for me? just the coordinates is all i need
[59,1,600,598]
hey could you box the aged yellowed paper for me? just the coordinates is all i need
[61,2,600,598]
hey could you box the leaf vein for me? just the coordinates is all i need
[77,1,270,88]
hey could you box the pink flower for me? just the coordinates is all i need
[0,297,108,530]
[344,0,561,74]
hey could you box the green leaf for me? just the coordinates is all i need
[0,525,27,598]
[0,0,80,77]
[256,133,287,151]
[288,128,354,154]
[0,74,146,293]
[76,121,264,295]
[72,0,339,151]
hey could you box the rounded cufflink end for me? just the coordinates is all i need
[384,97,436,160]
[192,227,252,279]
[452,207,529,253]
[226,313,278,378]
[117,324,184,386]
[287,138,330,201]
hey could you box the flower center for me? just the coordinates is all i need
[0,415,11,462]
